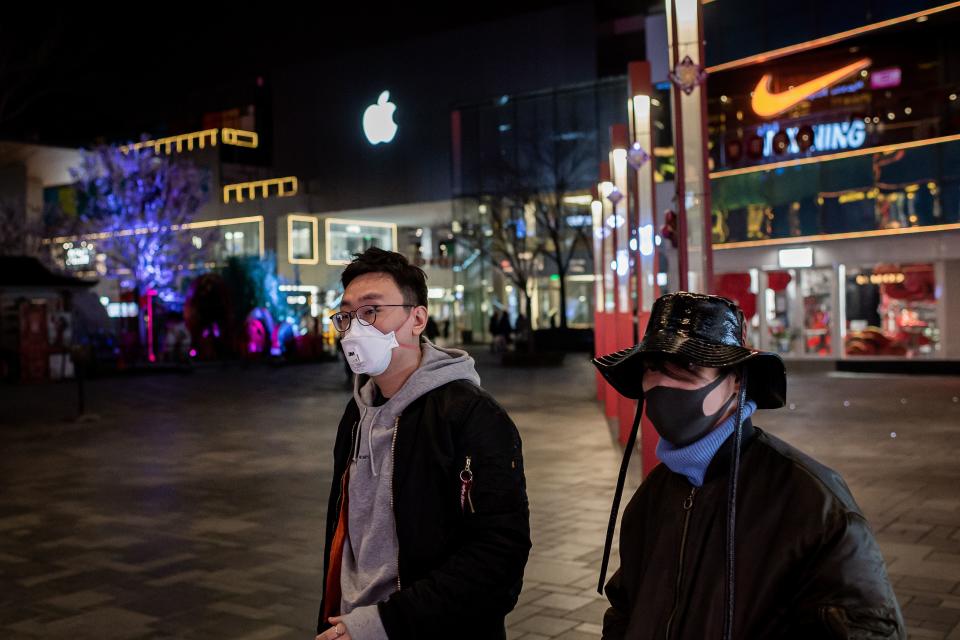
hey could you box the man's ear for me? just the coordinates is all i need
[410,305,429,336]
[732,366,744,390]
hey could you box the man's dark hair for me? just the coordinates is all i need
[644,354,741,381]
[341,247,428,307]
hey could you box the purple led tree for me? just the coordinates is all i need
[71,144,209,360]
[71,144,209,301]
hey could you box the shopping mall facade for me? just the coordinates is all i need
[35,5,600,350]
[32,2,960,362]
[451,2,960,362]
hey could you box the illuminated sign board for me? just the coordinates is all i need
[362,91,399,145]
[107,302,139,318]
[751,58,871,118]
[65,247,91,267]
[757,120,866,158]
[870,67,902,90]
[778,247,814,268]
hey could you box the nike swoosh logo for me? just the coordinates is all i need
[751,58,872,118]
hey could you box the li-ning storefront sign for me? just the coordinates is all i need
[756,120,866,158]
[706,13,960,173]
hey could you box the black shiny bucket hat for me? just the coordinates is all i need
[593,291,786,409]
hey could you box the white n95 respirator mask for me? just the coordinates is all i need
[340,321,400,376]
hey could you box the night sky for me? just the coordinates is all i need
[3,2,644,149]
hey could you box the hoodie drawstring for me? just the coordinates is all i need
[368,407,384,477]
[354,407,368,463]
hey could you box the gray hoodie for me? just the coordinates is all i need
[338,340,482,640]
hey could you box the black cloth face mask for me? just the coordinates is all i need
[645,370,736,446]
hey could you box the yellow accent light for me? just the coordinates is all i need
[562,194,596,205]
[120,129,218,155]
[856,273,906,285]
[223,176,298,203]
[715,222,960,250]
[45,216,266,258]
[221,128,259,148]
[119,128,260,155]
[838,191,865,204]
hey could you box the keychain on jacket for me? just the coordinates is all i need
[460,456,475,513]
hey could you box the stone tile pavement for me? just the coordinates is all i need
[1,353,958,638]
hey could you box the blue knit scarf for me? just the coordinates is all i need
[655,399,758,487]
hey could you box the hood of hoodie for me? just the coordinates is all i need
[352,339,481,475]
[354,339,481,417]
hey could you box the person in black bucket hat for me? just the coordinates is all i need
[594,292,904,639]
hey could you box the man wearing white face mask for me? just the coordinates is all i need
[316,248,530,640]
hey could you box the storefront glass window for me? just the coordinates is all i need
[800,268,833,356]
[220,221,260,259]
[712,140,960,245]
[844,263,939,357]
[291,226,311,259]
[763,270,796,355]
[325,220,396,265]
[758,268,834,357]
[290,219,316,262]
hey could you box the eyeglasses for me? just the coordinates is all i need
[330,304,414,333]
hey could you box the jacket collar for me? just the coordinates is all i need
[702,418,757,484]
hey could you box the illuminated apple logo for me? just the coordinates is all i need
[363,90,398,145]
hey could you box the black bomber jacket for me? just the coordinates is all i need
[318,379,531,640]
[603,422,905,639]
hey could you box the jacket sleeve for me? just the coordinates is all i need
[787,511,905,639]
[376,396,531,638]
[602,568,630,640]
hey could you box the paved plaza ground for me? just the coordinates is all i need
[1,351,959,639]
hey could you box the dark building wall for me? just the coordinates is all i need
[271,4,598,212]
[703,0,948,67]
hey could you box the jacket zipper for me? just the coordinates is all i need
[335,420,360,514]
[664,486,698,640]
[390,414,401,592]
[460,456,475,514]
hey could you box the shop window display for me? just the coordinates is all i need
[800,268,833,356]
[751,268,833,357]
[764,271,796,355]
[845,263,939,357]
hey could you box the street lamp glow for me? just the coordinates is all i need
[639,224,655,257]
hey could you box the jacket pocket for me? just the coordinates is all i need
[461,453,527,515]
[818,605,901,639]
